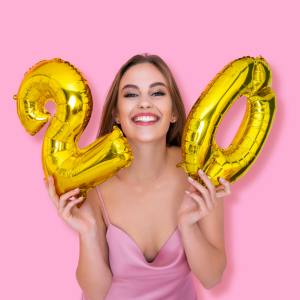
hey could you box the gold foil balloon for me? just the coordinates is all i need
[14,58,133,196]
[177,56,276,186]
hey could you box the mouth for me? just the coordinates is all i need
[131,115,160,126]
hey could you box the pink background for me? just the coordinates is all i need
[1,0,299,299]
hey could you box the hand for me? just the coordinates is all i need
[44,175,98,236]
[177,169,231,228]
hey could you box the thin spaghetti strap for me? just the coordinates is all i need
[95,186,110,226]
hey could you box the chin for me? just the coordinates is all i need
[121,124,170,144]
[125,133,167,145]
[130,137,164,144]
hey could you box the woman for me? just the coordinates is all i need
[44,53,231,300]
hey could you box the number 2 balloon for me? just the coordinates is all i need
[13,58,133,196]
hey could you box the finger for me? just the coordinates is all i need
[215,182,225,192]
[188,210,203,225]
[58,188,81,213]
[58,188,80,214]
[216,186,227,198]
[216,189,227,198]
[216,178,231,198]
[46,176,59,209]
[185,190,210,212]
[220,177,231,194]
[61,196,85,219]
[186,178,197,192]
[44,178,52,197]
[60,188,81,202]
[187,184,197,193]
[48,176,59,200]
[187,177,213,208]
[43,177,48,188]
[198,169,217,202]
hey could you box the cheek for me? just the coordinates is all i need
[158,99,173,116]
[117,102,133,119]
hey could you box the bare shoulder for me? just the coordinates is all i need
[79,187,111,266]
[81,186,106,230]
[168,146,186,172]
[168,145,182,165]
[167,146,189,187]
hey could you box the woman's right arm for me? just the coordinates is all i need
[44,176,112,300]
[76,187,113,300]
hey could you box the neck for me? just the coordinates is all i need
[116,137,169,186]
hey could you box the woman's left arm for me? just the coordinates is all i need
[177,169,231,289]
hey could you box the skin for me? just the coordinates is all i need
[44,62,232,289]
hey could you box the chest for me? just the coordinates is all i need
[103,178,186,227]
[100,173,189,262]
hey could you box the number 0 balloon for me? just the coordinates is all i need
[13,58,133,196]
[176,56,276,186]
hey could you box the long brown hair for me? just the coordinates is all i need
[96,53,186,146]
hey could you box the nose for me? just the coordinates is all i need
[137,95,152,108]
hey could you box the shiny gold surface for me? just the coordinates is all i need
[14,58,133,196]
[177,56,276,186]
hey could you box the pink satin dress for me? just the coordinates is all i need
[81,186,198,300]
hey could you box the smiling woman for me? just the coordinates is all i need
[75,53,228,300]
[97,54,186,145]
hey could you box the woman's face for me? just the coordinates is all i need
[114,62,177,144]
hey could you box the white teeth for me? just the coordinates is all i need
[133,116,158,122]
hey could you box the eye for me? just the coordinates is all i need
[152,91,165,97]
[124,93,138,98]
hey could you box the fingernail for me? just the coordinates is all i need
[185,190,191,194]
[188,176,194,181]
[198,169,204,174]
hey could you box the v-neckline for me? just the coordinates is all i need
[107,222,179,264]
[97,185,180,264]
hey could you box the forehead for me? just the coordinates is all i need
[119,63,167,89]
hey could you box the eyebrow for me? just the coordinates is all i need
[121,82,167,91]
